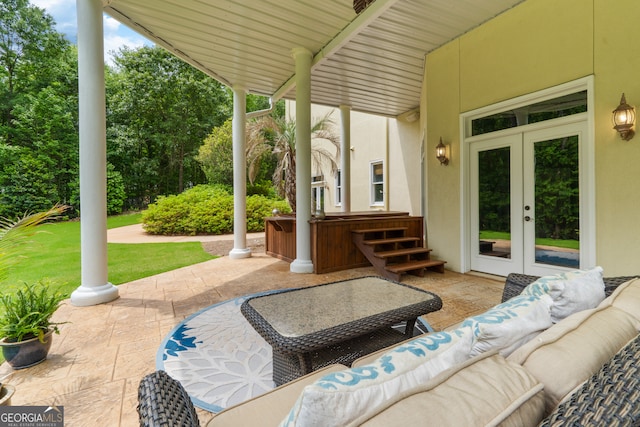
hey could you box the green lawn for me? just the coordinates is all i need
[0,213,215,298]
[479,231,579,250]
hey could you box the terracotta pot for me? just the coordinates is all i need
[0,385,15,406]
[0,330,53,370]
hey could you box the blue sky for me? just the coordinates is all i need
[31,0,152,64]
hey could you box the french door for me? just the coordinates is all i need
[470,121,585,277]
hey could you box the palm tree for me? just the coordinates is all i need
[0,205,66,282]
[246,113,340,211]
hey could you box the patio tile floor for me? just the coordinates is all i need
[0,252,504,426]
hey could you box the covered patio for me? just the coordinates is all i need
[0,233,502,425]
[33,0,640,423]
[72,0,525,304]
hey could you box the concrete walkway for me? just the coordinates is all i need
[106,224,264,244]
[0,226,504,426]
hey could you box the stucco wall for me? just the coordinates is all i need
[425,0,640,275]
[424,41,461,267]
[288,101,422,215]
[387,118,422,215]
[592,0,640,274]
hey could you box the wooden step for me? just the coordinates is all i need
[386,259,446,274]
[362,237,420,246]
[352,227,408,234]
[374,247,432,259]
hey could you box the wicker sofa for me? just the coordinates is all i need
[139,273,640,427]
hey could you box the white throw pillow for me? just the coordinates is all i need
[521,266,605,323]
[462,294,553,357]
[279,327,474,427]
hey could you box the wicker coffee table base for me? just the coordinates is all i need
[272,326,411,386]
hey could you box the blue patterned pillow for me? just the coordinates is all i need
[279,327,474,427]
[462,294,553,357]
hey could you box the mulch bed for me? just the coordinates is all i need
[201,237,265,257]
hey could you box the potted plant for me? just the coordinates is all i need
[0,205,67,370]
[0,281,66,369]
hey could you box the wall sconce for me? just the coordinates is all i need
[612,93,635,141]
[436,137,449,165]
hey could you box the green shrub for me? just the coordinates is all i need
[142,185,291,235]
[106,164,126,215]
[197,119,234,187]
[69,163,126,217]
[247,180,277,198]
[246,196,290,232]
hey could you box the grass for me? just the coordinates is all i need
[535,238,579,250]
[479,231,511,241]
[0,213,215,298]
[479,231,579,250]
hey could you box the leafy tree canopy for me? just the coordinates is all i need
[106,46,232,209]
[0,0,78,218]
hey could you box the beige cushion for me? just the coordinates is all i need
[507,304,640,413]
[279,328,474,427]
[206,364,348,427]
[357,352,546,427]
[598,277,640,321]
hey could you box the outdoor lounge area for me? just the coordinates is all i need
[188,269,640,426]
[0,242,505,426]
[6,0,640,425]
[5,232,640,426]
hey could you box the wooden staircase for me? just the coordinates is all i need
[352,227,446,281]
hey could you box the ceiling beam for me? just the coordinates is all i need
[271,0,401,102]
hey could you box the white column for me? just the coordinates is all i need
[230,86,251,259]
[71,0,118,306]
[339,105,351,213]
[290,47,314,273]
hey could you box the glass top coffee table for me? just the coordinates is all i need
[241,276,442,385]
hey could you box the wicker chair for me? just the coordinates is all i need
[539,332,640,426]
[137,370,199,427]
[501,273,639,303]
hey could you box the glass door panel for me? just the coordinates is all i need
[523,123,584,276]
[478,147,512,259]
[470,134,522,276]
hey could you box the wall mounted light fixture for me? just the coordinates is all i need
[612,93,635,141]
[436,137,449,165]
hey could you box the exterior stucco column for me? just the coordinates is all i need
[339,105,351,213]
[71,0,119,306]
[290,47,314,273]
[230,86,251,259]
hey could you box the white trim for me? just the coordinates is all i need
[460,76,596,274]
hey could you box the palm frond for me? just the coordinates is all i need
[245,112,340,211]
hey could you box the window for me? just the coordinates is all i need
[370,161,384,206]
[335,170,342,206]
[311,175,324,212]
[470,90,587,136]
